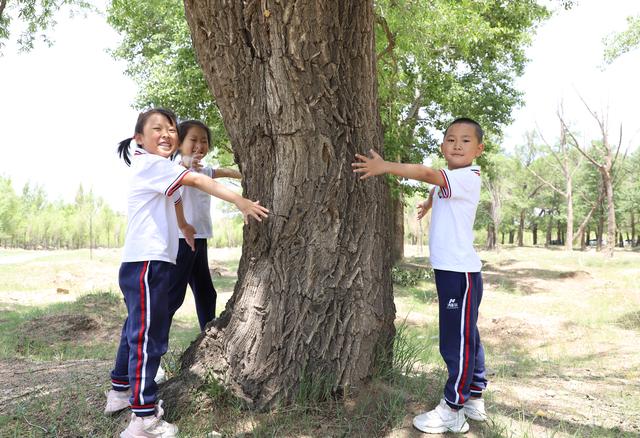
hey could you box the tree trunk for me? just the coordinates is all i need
[545,215,552,246]
[390,193,404,263]
[601,169,616,257]
[517,209,525,246]
[532,222,538,245]
[484,179,501,251]
[177,0,395,410]
[597,209,604,251]
[486,223,496,250]
[565,174,573,251]
[631,212,636,247]
[501,231,505,245]
[508,230,514,244]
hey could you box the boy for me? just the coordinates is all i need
[352,118,487,434]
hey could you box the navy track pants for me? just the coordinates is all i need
[168,238,217,331]
[435,269,487,408]
[110,261,172,416]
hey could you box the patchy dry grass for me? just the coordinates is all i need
[0,246,639,437]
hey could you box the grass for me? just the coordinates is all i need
[1,246,639,437]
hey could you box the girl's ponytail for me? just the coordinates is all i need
[117,137,134,166]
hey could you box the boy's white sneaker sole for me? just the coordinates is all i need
[413,400,470,434]
[412,419,470,434]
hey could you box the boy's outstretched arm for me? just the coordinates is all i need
[352,149,446,187]
[181,172,269,224]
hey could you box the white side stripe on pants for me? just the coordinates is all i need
[139,264,152,405]
[452,272,470,404]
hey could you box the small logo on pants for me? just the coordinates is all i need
[446,299,459,310]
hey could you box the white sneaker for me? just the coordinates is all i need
[464,397,487,421]
[155,365,167,384]
[120,400,178,438]
[413,399,469,434]
[104,389,131,415]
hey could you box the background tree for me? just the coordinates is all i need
[0,0,92,53]
[524,112,583,250]
[559,99,624,257]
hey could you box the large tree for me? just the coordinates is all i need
[165,0,395,409]
[107,0,550,261]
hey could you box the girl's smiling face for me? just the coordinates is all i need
[180,125,210,157]
[134,113,178,158]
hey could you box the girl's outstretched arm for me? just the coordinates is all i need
[213,168,242,179]
[181,172,269,224]
[175,200,196,250]
[352,149,446,187]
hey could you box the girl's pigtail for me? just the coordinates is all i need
[117,138,133,166]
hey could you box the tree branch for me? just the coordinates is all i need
[403,93,422,123]
[611,123,624,170]
[559,115,603,168]
[375,14,396,62]
[528,182,546,198]
[573,186,605,244]
[535,123,566,176]
[525,165,567,197]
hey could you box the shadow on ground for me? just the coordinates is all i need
[482,260,591,295]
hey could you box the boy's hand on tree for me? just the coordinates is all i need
[236,199,269,224]
[180,224,197,251]
[352,149,386,179]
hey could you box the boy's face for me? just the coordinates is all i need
[440,123,484,170]
[180,126,210,157]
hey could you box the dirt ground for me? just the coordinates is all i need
[1,246,639,437]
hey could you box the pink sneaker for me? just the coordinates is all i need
[104,389,131,415]
[120,400,178,438]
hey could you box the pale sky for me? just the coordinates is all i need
[0,0,638,213]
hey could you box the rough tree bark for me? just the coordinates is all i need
[174,0,396,409]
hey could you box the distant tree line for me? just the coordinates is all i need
[0,177,126,249]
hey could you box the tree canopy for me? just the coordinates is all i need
[107,0,549,173]
[604,14,640,64]
[0,0,92,53]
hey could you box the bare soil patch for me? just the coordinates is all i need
[0,358,111,415]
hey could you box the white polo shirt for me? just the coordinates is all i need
[429,165,482,273]
[178,166,214,239]
[122,149,191,264]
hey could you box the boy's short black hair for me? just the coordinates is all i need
[444,118,484,143]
